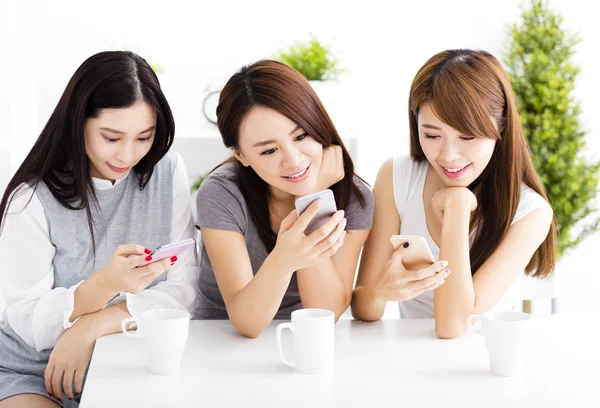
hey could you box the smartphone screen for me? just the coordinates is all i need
[295,189,338,235]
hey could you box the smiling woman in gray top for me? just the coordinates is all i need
[194,60,374,337]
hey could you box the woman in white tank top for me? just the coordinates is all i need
[351,49,556,339]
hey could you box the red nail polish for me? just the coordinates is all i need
[170,256,178,262]
[48,392,53,397]
[145,255,152,261]
[42,369,46,374]
[144,248,152,254]
[69,397,73,400]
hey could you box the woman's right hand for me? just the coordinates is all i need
[95,244,176,295]
[271,200,347,273]
[368,247,451,302]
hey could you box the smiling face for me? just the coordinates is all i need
[418,103,497,187]
[233,106,323,200]
[84,100,157,183]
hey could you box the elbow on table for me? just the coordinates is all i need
[434,319,467,339]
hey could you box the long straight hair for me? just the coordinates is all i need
[408,49,556,278]
[215,59,367,252]
[0,51,175,251]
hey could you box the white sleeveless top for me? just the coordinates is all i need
[392,155,551,318]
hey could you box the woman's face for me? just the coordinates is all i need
[418,103,497,187]
[84,100,157,183]
[234,106,323,199]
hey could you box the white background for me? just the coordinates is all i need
[0,0,598,315]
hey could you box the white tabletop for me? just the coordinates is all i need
[81,316,599,408]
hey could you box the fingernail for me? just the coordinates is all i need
[441,261,449,267]
[48,392,53,397]
[339,210,345,217]
[170,263,175,266]
[69,397,73,400]
[342,218,347,227]
[170,256,178,262]
[145,255,152,261]
[144,248,152,254]
[440,279,446,285]
[445,269,452,275]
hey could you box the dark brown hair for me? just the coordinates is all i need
[215,59,367,252]
[408,49,556,278]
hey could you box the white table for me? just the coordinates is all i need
[81,316,599,408]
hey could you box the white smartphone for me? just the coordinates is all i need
[295,189,338,235]
[390,235,436,270]
[136,238,195,268]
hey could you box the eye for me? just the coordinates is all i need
[460,136,476,141]
[261,148,277,156]
[103,136,119,143]
[138,136,152,142]
[294,133,308,142]
[424,134,440,139]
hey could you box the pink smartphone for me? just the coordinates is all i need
[390,235,435,270]
[294,189,338,235]
[136,238,195,268]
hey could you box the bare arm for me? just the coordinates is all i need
[434,189,553,339]
[297,229,370,320]
[200,228,295,338]
[352,159,399,320]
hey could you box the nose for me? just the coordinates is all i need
[115,141,135,165]
[281,145,303,170]
[439,139,461,163]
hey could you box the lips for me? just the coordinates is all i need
[107,163,131,173]
[441,163,471,179]
[282,164,311,183]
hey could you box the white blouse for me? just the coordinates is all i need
[0,152,198,352]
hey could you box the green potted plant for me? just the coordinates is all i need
[504,0,600,308]
[276,35,347,130]
[276,35,345,82]
[191,173,208,193]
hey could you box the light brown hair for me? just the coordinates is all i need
[408,49,556,278]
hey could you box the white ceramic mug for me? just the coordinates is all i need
[467,311,531,377]
[121,309,190,375]
[276,309,334,374]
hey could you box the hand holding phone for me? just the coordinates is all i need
[136,238,195,268]
[390,235,436,270]
[294,189,338,235]
[271,190,346,273]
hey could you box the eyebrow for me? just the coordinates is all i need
[421,124,441,130]
[99,126,155,136]
[252,125,303,148]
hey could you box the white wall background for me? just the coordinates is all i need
[0,0,598,314]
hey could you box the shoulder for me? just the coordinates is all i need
[512,184,553,226]
[197,162,244,204]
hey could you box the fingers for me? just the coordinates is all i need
[314,216,347,255]
[44,364,55,397]
[293,199,322,233]
[410,277,446,298]
[128,253,153,268]
[389,247,405,270]
[63,368,75,400]
[137,258,173,282]
[115,244,149,257]
[74,367,85,395]
[51,367,64,401]
[407,268,451,291]
[306,210,345,246]
[279,208,299,235]
[411,261,449,281]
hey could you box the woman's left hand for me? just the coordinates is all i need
[45,316,97,401]
[432,187,477,220]
[313,145,345,193]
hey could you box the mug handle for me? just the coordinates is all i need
[121,317,142,338]
[466,314,483,334]
[276,322,296,368]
